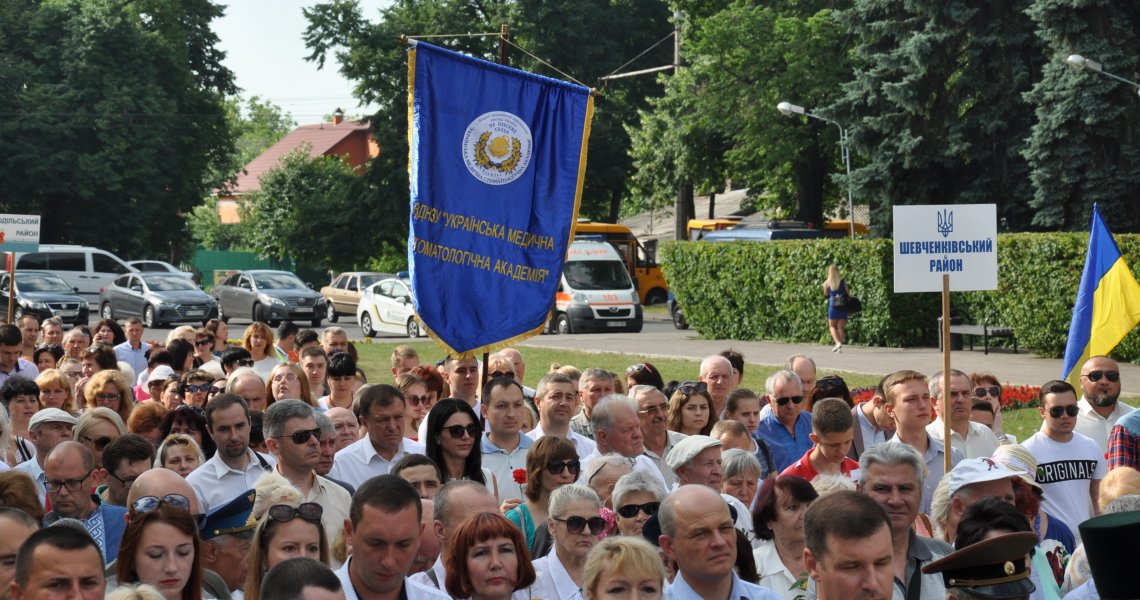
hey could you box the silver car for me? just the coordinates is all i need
[212,270,324,327]
[100,273,217,328]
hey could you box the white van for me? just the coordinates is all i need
[14,245,135,301]
[551,240,643,334]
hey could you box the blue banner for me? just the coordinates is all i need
[407,41,594,356]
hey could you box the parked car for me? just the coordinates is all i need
[99,273,217,328]
[667,291,687,330]
[356,275,425,338]
[13,245,135,300]
[212,270,324,327]
[320,271,391,323]
[127,260,196,281]
[0,271,89,325]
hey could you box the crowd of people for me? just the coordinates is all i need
[0,312,1135,600]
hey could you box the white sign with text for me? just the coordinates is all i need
[893,204,997,293]
[0,214,40,253]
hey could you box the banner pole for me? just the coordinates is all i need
[942,274,952,474]
[6,253,13,324]
[499,24,509,66]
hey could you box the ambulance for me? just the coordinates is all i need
[550,240,643,334]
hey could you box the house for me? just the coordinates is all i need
[216,111,378,223]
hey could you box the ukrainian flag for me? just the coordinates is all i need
[1061,204,1140,386]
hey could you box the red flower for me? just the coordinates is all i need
[512,469,527,485]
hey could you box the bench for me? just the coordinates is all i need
[939,321,1017,355]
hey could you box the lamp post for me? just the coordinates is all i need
[777,101,855,240]
[1066,54,1140,99]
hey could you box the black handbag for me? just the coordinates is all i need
[844,295,863,313]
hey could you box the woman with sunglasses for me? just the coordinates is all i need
[395,373,433,441]
[666,381,717,436]
[610,471,665,538]
[33,343,64,372]
[85,369,135,424]
[114,495,203,600]
[751,475,818,599]
[505,436,579,555]
[444,512,537,600]
[265,363,313,407]
[531,485,605,599]
[426,399,498,494]
[970,373,1013,443]
[74,407,127,469]
[245,473,330,600]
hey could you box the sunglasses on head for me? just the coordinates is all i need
[80,434,114,451]
[815,376,844,390]
[236,359,255,368]
[974,385,1001,398]
[1047,405,1080,418]
[616,502,660,519]
[489,371,514,380]
[553,515,606,535]
[444,423,481,439]
[546,459,581,475]
[677,381,707,395]
[626,363,652,375]
[131,494,192,515]
[267,502,323,523]
[775,395,804,406]
[1084,370,1120,383]
[276,428,322,444]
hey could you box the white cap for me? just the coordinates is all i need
[145,365,177,386]
[29,408,78,430]
[948,457,1026,497]
[664,435,722,472]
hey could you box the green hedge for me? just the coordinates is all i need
[660,233,1140,362]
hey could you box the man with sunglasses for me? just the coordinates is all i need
[189,393,276,512]
[42,442,128,566]
[265,400,351,566]
[1023,380,1106,535]
[754,370,813,473]
[1074,355,1130,452]
[925,370,1000,459]
[479,376,532,503]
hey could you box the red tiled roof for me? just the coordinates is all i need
[227,120,372,194]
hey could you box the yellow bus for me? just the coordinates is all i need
[572,221,669,305]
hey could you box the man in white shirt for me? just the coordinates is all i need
[1023,379,1106,536]
[479,377,532,503]
[631,385,686,488]
[264,400,351,567]
[188,394,275,512]
[409,480,499,591]
[330,384,425,489]
[581,394,666,487]
[336,475,450,600]
[1074,355,1131,452]
[527,373,596,458]
[113,318,149,379]
[926,369,1000,459]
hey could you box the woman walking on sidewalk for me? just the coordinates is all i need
[823,264,849,352]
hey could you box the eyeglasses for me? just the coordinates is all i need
[184,383,211,394]
[407,395,432,408]
[1083,370,1120,383]
[1047,405,1080,418]
[63,370,83,380]
[616,502,660,519]
[677,381,707,395]
[273,372,299,383]
[131,494,193,515]
[195,339,213,347]
[775,395,804,406]
[974,386,1001,398]
[236,359,255,368]
[552,515,606,535]
[444,423,481,439]
[637,403,668,416]
[207,386,223,396]
[489,371,514,379]
[95,393,121,402]
[546,459,581,476]
[267,502,323,523]
[79,434,114,451]
[276,427,322,444]
[108,471,138,488]
[45,469,93,493]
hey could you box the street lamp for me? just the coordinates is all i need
[1066,54,1140,99]
[777,101,855,240]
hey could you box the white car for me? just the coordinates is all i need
[356,276,425,338]
[127,260,195,281]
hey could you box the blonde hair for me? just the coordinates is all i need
[825,264,841,290]
[106,584,166,600]
[155,433,206,469]
[35,368,77,414]
[85,369,135,423]
[930,472,953,543]
[583,537,666,599]
[165,326,197,347]
[246,472,329,600]
[1098,466,1140,512]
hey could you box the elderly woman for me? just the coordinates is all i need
[2,377,39,466]
[444,512,537,600]
[505,436,579,555]
[751,475,819,600]
[35,369,77,415]
[583,454,633,511]
[244,473,330,600]
[531,485,605,599]
[610,471,665,538]
[721,448,763,508]
[73,407,127,469]
[85,369,135,424]
[155,433,205,478]
[583,536,666,600]
[666,381,716,436]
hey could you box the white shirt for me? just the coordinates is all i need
[1075,397,1133,452]
[251,355,280,382]
[186,448,276,512]
[13,459,45,506]
[408,556,447,591]
[328,435,425,489]
[0,359,38,387]
[336,557,451,600]
[531,551,584,600]
[752,540,800,600]
[527,423,597,458]
[1023,431,1106,538]
[926,419,1000,459]
[481,433,532,503]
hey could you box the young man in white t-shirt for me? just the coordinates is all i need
[1023,380,1105,537]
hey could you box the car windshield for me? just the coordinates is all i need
[253,273,306,290]
[144,276,197,291]
[563,260,632,291]
[15,273,72,293]
[360,274,386,287]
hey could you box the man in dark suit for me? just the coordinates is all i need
[849,376,895,461]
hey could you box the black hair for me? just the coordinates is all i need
[425,399,485,485]
[261,557,341,600]
[482,375,523,403]
[33,344,64,367]
[101,433,156,473]
[355,383,404,419]
[15,526,100,587]
[349,475,422,527]
[391,453,442,480]
[0,325,22,347]
[92,319,127,346]
[220,347,252,372]
[803,490,890,559]
[160,405,215,458]
[276,321,299,341]
[955,497,1031,550]
[326,351,356,378]
[295,329,319,347]
[166,339,194,373]
[627,362,665,391]
[1,377,39,406]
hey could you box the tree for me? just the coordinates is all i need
[209,95,296,192]
[0,0,236,260]
[1022,0,1140,232]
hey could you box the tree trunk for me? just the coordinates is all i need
[675,181,694,240]
[793,144,826,228]
[608,188,621,224]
